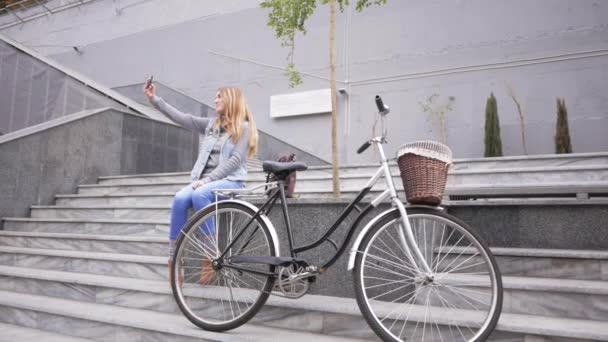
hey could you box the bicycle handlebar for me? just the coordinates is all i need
[375,95,389,115]
[375,95,385,113]
[357,141,371,154]
[358,95,389,154]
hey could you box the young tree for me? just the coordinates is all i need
[419,93,455,144]
[261,0,387,198]
[555,97,573,154]
[484,93,503,157]
[505,84,527,155]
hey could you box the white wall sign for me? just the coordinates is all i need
[270,89,331,118]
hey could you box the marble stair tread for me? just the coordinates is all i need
[0,291,361,342]
[93,165,608,183]
[0,246,166,264]
[2,289,608,341]
[1,217,168,224]
[0,265,168,294]
[490,247,608,259]
[31,205,169,209]
[444,198,608,206]
[447,181,608,193]
[53,194,608,206]
[56,192,175,198]
[498,314,608,340]
[0,322,96,342]
[446,246,608,260]
[81,180,608,189]
[0,230,167,243]
[502,275,608,294]
[95,155,608,181]
[438,273,608,294]
[79,182,187,188]
[47,194,608,208]
[2,264,607,312]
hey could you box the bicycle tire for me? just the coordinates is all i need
[171,201,276,332]
[354,207,503,342]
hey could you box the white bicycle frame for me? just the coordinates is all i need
[347,111,433,275]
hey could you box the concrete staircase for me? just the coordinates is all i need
[1,155,608,341]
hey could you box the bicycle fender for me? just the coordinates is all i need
[346,204,445,270]
[224,199,281,257]
[347,208,398,271]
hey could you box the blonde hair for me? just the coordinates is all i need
[214,87,258,158]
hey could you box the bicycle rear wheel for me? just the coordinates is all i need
[354,207,502,342]
[171,201,276,332]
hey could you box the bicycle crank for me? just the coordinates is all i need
[273,265,316,299]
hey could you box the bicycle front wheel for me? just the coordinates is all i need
[172,201,276,332]
[354,207,502,342]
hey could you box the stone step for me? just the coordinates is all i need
[446,247,608,281]
[500,276,608,321]
[0,231,168,256]
[96,152,608,185]
[75,182,406,198]
[448,165,608,185]
[1,287,608,341]
[0,264,607,322]
[30,205,170,220]
[490,248,608,281]
[76,179,608,201]
[1,217,168,236]
[0,265,375,339]
[93,165,608,190]
[56,193,177,206]
[0,291,364,342]
[95,168,400,185]
[451,152,608,170]
[78,178,404,196]
[0,322,96,342]
[0,246,166,280]
[54,193,608,212]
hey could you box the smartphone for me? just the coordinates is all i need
[144,75,154,89]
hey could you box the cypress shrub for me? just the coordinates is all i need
[484,93,503,157]
[555,97,573,154]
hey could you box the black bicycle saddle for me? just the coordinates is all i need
[262,160,308,174]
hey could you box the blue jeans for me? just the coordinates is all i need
[169,179,244,241]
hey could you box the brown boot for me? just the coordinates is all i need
[199,258,216,285]
[168,260,184,286]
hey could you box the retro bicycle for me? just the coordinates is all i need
[170,96,503,342]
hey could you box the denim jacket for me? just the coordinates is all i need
[149,96,249,182]
[191,118,248,181]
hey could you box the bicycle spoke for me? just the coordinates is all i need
[363,258,417,279]
[172,204,275,330]
[355,211,502,342]
[365,251,419,275]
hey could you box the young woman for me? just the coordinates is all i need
[144,82,258,284]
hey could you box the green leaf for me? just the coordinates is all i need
[261,0,387,86]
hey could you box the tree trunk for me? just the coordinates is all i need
[329,0,340,198]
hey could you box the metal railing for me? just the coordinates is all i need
[0,0,97,29]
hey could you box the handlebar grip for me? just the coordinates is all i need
[357,141,371,154]
[375,95,385,113]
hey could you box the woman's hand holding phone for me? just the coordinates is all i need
[143,75,155,99]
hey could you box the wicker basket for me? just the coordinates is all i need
[397,141,452,205]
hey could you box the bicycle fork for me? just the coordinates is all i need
[375,141,433,276]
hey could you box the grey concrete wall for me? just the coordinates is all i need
[2,0,608,162]
[119,110,198,175]
[0,39,126,135]
[0,109,197,219]
[113,82,213,118]
[447,205,608,250]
